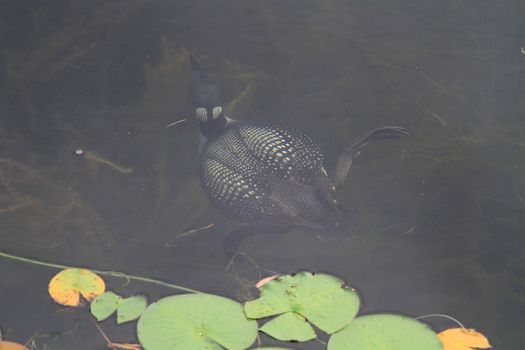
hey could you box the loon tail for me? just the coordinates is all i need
[349,126,409,156]
[334,126,409,187]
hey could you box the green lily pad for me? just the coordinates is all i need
[117,295,147,324]
[328,314,444,350]
[260,312,316,342]
[245,272,360,334]
[137,293,258,350]
[91,291,121,321]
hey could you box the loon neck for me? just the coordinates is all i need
[199,114,228,139]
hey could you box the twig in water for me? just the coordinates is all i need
[315,338,328,346]
[165,118,187,128]
[225,251,279,280]
[400,141,407,161]
[165,223,215,247]
[75,150,133,174]
[0,199,35,213]
[225,251,251,273]
[505,140,525,148]
[402,226,416,235]
[23,331,43,350]
[417,154,448,171]
[50,321,80,342]
[377,222,404,233]
[423,107,447,127]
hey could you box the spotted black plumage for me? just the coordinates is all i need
[188,54,409,236]
[199,120,341,228]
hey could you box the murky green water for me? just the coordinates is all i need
[1,1,524,348]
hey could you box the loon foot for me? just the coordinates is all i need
[222,223,293,260]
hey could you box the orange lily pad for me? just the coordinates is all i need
[0,341,29,350]
[48,268,105,306]
[438,328,491,350]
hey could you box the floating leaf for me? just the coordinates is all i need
[328,314,443,350]
[260,312,316,342]
[245,271,360,334]
[0,341,29,350]
[137,294,258,350]
[438,328,491,350]
[91,291,121,321]
[117,295,147,324]
[48,268,105,306]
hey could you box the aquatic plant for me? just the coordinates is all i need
[245,272,360,339]
[328,314,442,350]
[0,252,492,349]
[138,294,258,350]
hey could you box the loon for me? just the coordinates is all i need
[188,54,409,254]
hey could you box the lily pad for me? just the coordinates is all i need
[245,272,360,334]
[328,314,444,350]
[137,293,258,350]
[0,341,29,350]
[438,328,491,350]
[91,292,147,324]
[260,312,316,342]
[117,295,147,324]
[91,291,120,321]
[48,268,105,307]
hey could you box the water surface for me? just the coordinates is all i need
[1,1,524,348]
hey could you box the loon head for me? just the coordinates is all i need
[195,105,227,138]
[188,54,228,138]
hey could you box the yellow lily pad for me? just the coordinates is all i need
[48,268,105,306]
[0,341,29,350]
[438,328,491,350]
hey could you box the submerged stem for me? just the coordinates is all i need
[0,249,203,294]
[416,313,466,329]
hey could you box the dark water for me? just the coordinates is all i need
[1,1,524,348]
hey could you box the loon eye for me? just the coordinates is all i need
[212,106,223,119]
[195,108,207,121]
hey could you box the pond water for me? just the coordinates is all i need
[1,1,523,349]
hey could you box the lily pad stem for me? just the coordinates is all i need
[0,249,204,294]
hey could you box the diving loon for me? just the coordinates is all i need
[188,54,409,253]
